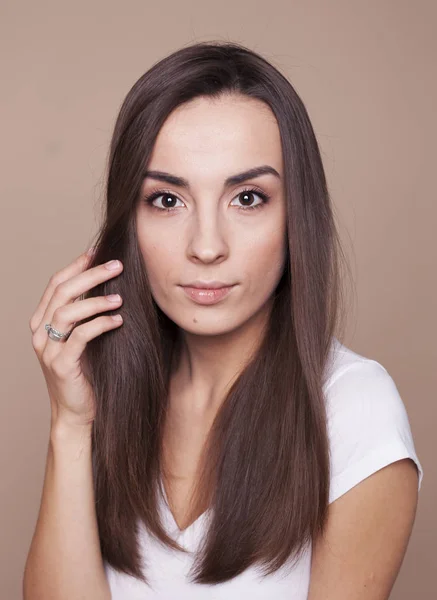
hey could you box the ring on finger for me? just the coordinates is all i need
[45,323,73,342]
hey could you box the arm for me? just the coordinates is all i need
[307,458,419,600]
[23,423,111,600]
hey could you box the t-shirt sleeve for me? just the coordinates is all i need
[325,359,424,504]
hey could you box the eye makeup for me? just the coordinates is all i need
[142,185,271,213]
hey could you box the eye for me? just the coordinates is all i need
[143,186,271,213]
[143,190,185,212]
[230,187,271,211]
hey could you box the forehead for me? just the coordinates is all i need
[146,94,283,182]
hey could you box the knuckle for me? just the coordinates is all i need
[52,281,68,302]
[51,357,71,380]
[40,349,52,368]
[31,335,44,353]
[73,325,87,341]
[29,316,36,333]
[52,305,67,322]
[49,272,63,288]
[82,252,92,267]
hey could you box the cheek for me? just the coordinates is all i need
[242,231,287,291]
[137,233,181,290]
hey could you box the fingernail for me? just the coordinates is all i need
[105,260,121,270]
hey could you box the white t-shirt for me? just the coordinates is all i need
[104,338,424,599]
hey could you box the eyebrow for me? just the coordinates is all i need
[142,165,281,189]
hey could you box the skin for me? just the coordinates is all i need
[136,93,287,420]
[308,459,419,599]
[135,93,419,596]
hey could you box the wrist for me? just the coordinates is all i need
[50,419,93,444]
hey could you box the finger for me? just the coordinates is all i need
[36,258,123,354]
[42,293,123,362]
[30,249,95,334]
[50,314,124,378]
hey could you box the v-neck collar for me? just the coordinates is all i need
[159,476,211,540]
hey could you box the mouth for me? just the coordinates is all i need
[180,284,236,305]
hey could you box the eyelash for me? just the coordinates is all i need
[142,186,271,213]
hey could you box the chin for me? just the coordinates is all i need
[166,309,243,336]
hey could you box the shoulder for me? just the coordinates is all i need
[323,338,424,504]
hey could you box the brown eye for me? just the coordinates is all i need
[144,190,185,212]
[143,187,271,213]
[230,188,270,211]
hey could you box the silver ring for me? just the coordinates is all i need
[45,323,72,342]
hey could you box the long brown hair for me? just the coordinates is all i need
[82,40,352,586]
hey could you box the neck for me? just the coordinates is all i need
[169,298,273,418]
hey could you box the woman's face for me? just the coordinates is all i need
[136,93,287,337]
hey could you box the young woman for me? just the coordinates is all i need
[24,41,423,599]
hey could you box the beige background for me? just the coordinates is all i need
[1,1,435,598]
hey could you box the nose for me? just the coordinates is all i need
[186,206,229,264]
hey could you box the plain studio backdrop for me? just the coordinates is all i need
[1,1,435,598]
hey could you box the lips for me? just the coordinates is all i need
[181,284,235,305]
[182,281,234,289]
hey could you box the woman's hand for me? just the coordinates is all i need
[29,249,124,429]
